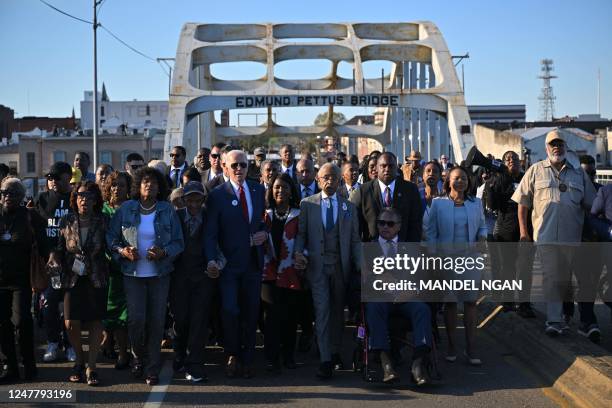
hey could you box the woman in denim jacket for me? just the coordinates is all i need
[106,167,184,386]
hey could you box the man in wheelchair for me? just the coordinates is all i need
[365,208,433,386]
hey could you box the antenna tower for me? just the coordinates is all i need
[538,59,557,121]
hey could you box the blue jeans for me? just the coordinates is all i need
[366,302,432,351]
[41,286,67,346]
[123,275,170,377]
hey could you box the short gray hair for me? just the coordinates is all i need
[318,162,341,178]
[0,177,26,200]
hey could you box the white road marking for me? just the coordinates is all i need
[143,359,173,408]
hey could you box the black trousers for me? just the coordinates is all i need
[0,288,36,372]
[170,274,217,373]
[261,282,301,362]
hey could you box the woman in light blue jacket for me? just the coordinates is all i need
[106,167,184,386]
[425,166,487,366]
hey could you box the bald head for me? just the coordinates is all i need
[296,158,316,187]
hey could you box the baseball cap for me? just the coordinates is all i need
[254,147,266,156]
[70,167,82,184]
[45,162,72,178]
[183,181,206,197]
[545,129,565,145]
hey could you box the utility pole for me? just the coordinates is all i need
[597,68,601,115]
[92,0,101,170]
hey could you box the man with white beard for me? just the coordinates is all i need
[512,129,596,337]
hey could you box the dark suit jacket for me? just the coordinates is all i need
[299,182,320,201]
[350,177,423,242]
[205,174,227,193]
[281,160,299,186]
[167,163,189,189]
[204,180,266,273]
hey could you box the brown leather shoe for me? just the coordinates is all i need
[225,356,240,378]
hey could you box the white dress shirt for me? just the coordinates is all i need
[378,179,396,206]
[281,163,295,178]
[320,191,338,229]
[230,179,253,222]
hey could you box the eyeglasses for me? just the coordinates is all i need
[0,190,18,197]
[76,191,95,199]
[230,162,248,170]
[169,153,182,158]
[376,220,397,228]
[210,153,220,159]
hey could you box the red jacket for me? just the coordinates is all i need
[263,208,302,290]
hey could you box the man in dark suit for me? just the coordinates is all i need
[350,152,422,242]
[199,143,225,185]
[205,150,267,379]
[337,162,360,199]
[168,145,189,189]
[279,144,299,185]
[205,145,234,192]
[365,207,433,385]
[296,158,320,200]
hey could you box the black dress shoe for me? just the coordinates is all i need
[316,361,333,379]
[225,356,241,378]
[331,353,344,371]
[297,333,313,352]
[411,356,431,386]
[283,356,297,369]
[380,351,399,383]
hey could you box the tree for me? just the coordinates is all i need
[313,112,347,126]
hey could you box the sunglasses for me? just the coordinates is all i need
[169,153,182,158]
[210,153,220,159]
[230,162,248,170]
[0,190,18,197]
[46,174,60,181]
[131,164,143,170]
[376,220,397,228]
[76,191,95,199]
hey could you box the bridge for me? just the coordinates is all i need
[165,22,474,161]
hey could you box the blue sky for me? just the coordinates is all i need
[1,0,611,123]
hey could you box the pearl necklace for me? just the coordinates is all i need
[273,208,290,221]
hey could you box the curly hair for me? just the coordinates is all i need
[131,166,170,201]
[70,180,104,214]
[442,166,474,200]
[102,171,132,205]
[265,172,300,210]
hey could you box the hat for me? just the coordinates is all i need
[254,147,266,156]
[183,181,206,197]
[545,129,565,145]
[45,161,72,178]
[70,167,82,184]
[407,150,422,161]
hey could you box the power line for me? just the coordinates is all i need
[99,24,156,61]
[38,0,92,25]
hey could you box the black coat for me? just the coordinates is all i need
[350,177,423,242]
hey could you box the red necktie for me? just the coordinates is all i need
[384,186,392,207]
[239,184,249,221]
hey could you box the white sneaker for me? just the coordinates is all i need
[65,346,77,362]
[43,342,60,362]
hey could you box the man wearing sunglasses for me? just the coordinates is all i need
[365,208,433,386]
[201,142,227,188]
[205,150,267,379]
[34,161,77,363]
[168,146,189,189]
[124,153,145,178]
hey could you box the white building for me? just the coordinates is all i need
[80,84,168,133]
[518,127,597,163]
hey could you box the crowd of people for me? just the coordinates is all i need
[0,128,611,389]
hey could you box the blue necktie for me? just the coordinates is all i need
[325,198,334,231]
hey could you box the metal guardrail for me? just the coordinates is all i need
[596,169,612,185]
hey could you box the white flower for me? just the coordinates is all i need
[342,202,348,211]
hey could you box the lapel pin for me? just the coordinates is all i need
[232,200,238,206]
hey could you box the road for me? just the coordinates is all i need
[0,318,559,408]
